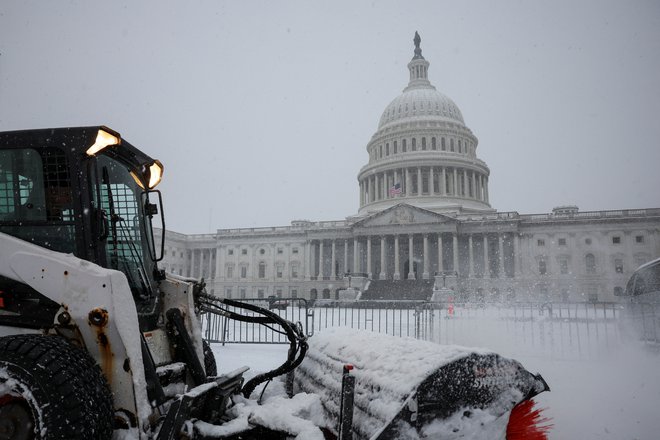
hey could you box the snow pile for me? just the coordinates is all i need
[194,385,326,439]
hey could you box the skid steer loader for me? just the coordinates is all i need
[0,126,308,439]
[0,126,550,440]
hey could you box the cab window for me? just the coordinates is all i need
[0,147,75,253]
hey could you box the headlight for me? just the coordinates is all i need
[86,128,121,156]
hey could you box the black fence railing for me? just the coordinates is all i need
[200,299,658,360]
[201,298,314,344]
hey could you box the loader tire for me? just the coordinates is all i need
[203,339,218,376]
[0,334,113,440]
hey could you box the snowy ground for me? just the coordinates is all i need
[211,340,660,440]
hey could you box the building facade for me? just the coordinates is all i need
[158,35,660,303]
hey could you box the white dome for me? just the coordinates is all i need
[357,33,494,217]
[378,87,465,129]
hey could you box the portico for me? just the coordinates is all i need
[307,204,518,283]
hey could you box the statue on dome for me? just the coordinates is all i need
[413,31,423,59]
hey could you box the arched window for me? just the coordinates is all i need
[386,143,389,156]
[379,145,383,158]
[441,137,446,150]
[258,262,266,279]
[393,140,398,154]
[539,259,547,275]
[585,254,596,274]
[458,140,462,153]
[450,139,455,152]
[431,137,436,150]
[402,139,407,152]
[412,138,416,151]
[421,137,426,150]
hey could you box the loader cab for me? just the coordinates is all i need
[0,126,165,329]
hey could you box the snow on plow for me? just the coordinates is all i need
[294,328,551,440]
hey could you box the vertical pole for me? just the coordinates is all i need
[339,365,356,440]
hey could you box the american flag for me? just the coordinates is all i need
[389,182,402,196]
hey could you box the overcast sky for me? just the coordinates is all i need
[1,1,659,234]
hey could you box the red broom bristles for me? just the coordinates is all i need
[506,399,553,440]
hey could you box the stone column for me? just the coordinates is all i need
[318,240,324,279]
[394,235,401,280]
[359,180,362,206]
[304,241,312,279]
[498,234,505,278]
[353,238,359,273]
[384,173,388,199]
[408,234,415,279]
[380,236,386,280]
[441,167,446,195]
[344,239,349,276]
[406,168,412,196]
[483,235,490,278]
[477,173,483,200]
[216,245,223,282]
[331,240,336,279]
[468,234,474,277]
[484,177,490,203]
[380,173,385,200]
[452,168,457,196]
[365,178,370,203]
[376,174,381,201]
[270,245,275,281]
[429,167,435,195]
[462,171,467,197]
[367,236,372,279]
[452,234,459,274]
[360,179,367,206]
[438,233,444,273]
[471,172,477,199]
[512,233,519,277]
[423,234,430,279]
[417,167,422,195]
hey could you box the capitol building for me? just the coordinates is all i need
[158,34,660,303]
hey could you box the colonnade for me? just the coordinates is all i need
[359,166,489,206]
[309,232,518,281]
[189,248,216,279]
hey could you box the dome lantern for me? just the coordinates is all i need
[405,31,432,91]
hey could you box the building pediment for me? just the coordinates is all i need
[354,203,457,228]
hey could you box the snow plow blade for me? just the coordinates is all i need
[294,329,551,440]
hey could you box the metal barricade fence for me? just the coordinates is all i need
[423,301,623,360]
[201,297,314,344]
[201,299,656,359]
